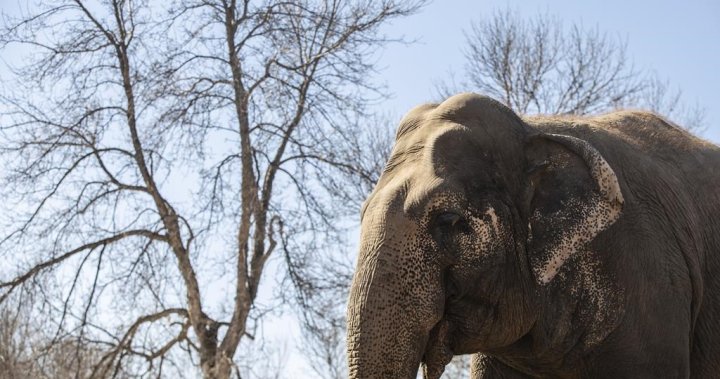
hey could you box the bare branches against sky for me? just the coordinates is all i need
[0,1,421,378]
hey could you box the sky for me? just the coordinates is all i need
[1,0,719,378]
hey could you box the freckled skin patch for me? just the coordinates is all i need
[533,194,621,284]
[571,250,625,347]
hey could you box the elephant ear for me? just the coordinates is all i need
[525,133,624,285]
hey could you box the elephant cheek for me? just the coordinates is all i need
[448,293,536,354]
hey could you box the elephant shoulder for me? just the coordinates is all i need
[523,110,675,136]
[593,111,703,147]
[524,111,716,156]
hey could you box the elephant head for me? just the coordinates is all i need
[346,93,624,378]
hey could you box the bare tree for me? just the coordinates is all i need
[439,9,705,131]
[0,296,41,379]
[0,1,423,378]
[0,292,127,379]
[633,75,707,132]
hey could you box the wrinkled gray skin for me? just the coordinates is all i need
[346,93,720,378]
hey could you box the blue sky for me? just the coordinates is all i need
[378,0,720,142]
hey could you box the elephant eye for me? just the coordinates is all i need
[436,212,462,227]
[431,211,469,244]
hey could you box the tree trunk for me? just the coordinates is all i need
[202,353,234,379]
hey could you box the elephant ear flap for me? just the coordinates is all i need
[524,133,624,285]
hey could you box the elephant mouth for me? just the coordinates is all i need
[421,319,454,379]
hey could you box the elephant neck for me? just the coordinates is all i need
[485,269,625,377]
[484,333,585,378]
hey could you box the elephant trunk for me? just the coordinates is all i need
[346,209,451,379]
[346,252,426,378]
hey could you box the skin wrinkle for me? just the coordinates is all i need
[348,93,720,379]
[384,142,426,174]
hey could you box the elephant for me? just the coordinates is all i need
[346,93,720,378]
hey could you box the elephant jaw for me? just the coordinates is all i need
[422,319,454,379]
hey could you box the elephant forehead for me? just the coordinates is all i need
[384,121,467,175]
[365,169,445,220]
[369,124,466,210]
